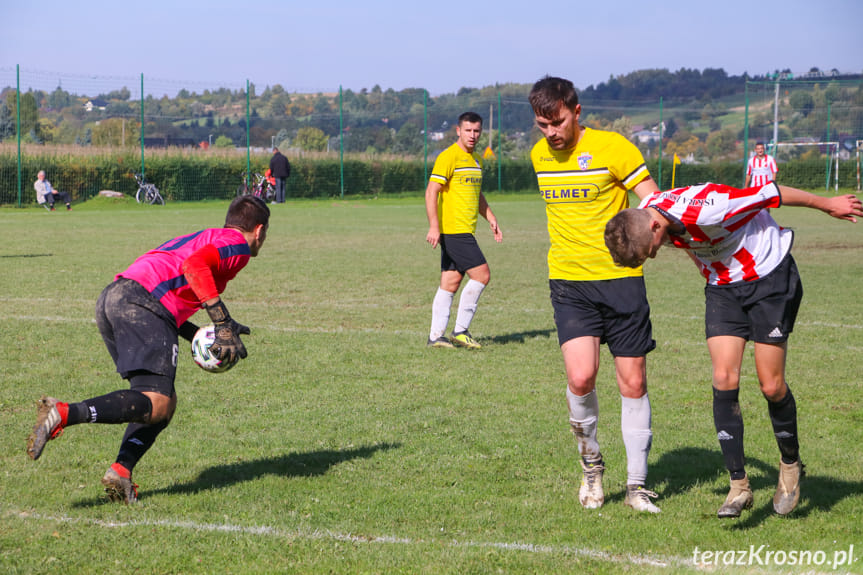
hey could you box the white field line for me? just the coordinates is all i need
[10,509,694,570]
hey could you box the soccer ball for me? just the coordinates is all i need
[191,324,238,373]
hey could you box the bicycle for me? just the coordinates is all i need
[237,171,274,201]
[237,171,254,197]
[134,173,165,205]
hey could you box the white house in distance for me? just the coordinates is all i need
[84,98,109,112]
[633,125,661,145]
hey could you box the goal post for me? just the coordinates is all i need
[774,142,839,192]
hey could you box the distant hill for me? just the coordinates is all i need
[580,67,861,103]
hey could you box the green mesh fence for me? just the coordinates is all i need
[2,67,862,207]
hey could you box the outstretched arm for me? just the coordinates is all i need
[778,186,863,223]
[632,176,660,201]
[478,193,502,243]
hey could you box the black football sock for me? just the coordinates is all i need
[66,402,90,426]
[767,386,799,464]
[713,387,746,480]
[67,390,152,424]
[116,420,169,473]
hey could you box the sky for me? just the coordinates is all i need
[2,0,862,97]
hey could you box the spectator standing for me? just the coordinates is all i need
[269,147,291,204]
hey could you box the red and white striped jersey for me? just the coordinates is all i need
[639,182,792,285]
[746,153,777,186]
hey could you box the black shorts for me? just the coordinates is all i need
[95,278,178,394]
[440,233,487,273]
[705,254,802,343]
[549,277,656,357]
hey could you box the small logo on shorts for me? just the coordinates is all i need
[717,430,734,441]
[768,327,784,338]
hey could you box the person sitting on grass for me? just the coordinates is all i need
[34,170,72,211]
[604,182,862,518]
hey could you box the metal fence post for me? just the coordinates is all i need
[16,64,21,207]
[140,73,145,178]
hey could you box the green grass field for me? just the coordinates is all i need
[2,193,862,574]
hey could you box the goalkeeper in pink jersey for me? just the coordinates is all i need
[26,195,270,504]
[604,182,861,518]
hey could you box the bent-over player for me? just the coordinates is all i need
[605,182,862,517]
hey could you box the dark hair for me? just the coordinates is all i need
[755,141,765,147]
[529,76,579,118]
[225,195,270,231]
[458,111,483,126]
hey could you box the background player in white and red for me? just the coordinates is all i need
[745,141,778,187]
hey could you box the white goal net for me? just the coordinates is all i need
[774,142,839,192]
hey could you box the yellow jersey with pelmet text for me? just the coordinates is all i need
[430,142,483,234]
[531,127,650,281]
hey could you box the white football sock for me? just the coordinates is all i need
[566,388,601,463]
[621,393,653,486]
[429,288,454,340]
[454,279,486,333]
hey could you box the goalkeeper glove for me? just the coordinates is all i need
[203,300,250,363]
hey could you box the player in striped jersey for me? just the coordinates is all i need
[745,142,778,188]
[26,195,270,503]
[425,112,502,349]
[605,182,862,517]
[529,76,661,513]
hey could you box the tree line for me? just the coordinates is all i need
[1,67,861,162]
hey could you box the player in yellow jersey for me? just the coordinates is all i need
[425,112,502,349]
[529,76,661,513]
